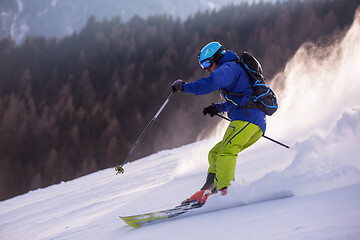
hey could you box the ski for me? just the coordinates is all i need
[120,202,202,227]
[120,190,293,228]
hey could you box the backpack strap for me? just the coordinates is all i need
[221,88,255,116]
[221,55,266,116]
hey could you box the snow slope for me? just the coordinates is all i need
[1,7,360,240]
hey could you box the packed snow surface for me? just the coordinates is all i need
[1,7,360,240]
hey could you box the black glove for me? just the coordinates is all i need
[203,103,219,117]
[171,79,185,92]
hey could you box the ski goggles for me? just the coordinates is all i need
[199,59,213,69]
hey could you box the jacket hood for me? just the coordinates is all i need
[217,50,239,66]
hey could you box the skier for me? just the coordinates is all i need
[172,41,266,205]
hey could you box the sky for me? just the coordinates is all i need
[0,0,281,43]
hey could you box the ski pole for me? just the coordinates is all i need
[214,113,290,149]
[115,90,176,174]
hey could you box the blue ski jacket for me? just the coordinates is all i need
[183,50,266,133]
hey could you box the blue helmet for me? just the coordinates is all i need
[198,42,226,64]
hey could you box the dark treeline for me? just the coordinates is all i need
[0,0,359,200]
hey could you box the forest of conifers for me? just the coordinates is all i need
[0,0,359,200]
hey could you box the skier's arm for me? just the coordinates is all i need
[183,76,219,95]
[183,64,234,95]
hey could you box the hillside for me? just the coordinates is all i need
[0,7,360,239]
[0,0,359,201]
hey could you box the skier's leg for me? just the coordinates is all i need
[206,124,238,189]
[185,121,262,204]
[207,141,222,175]
[215,121,263,190]
[186,140,223,203]
[201,172,216,190]
[204,141,222,189]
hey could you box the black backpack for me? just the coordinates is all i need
[222,51,278,116]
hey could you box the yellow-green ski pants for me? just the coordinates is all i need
[208,120,263,190]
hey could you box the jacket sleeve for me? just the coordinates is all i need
[183,75,219,95]
[183,63,236,95]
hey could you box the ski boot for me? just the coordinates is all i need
[199,187,227,204]
[180,189,212,207]
[181,187,228,207]
[180,173,217,207]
